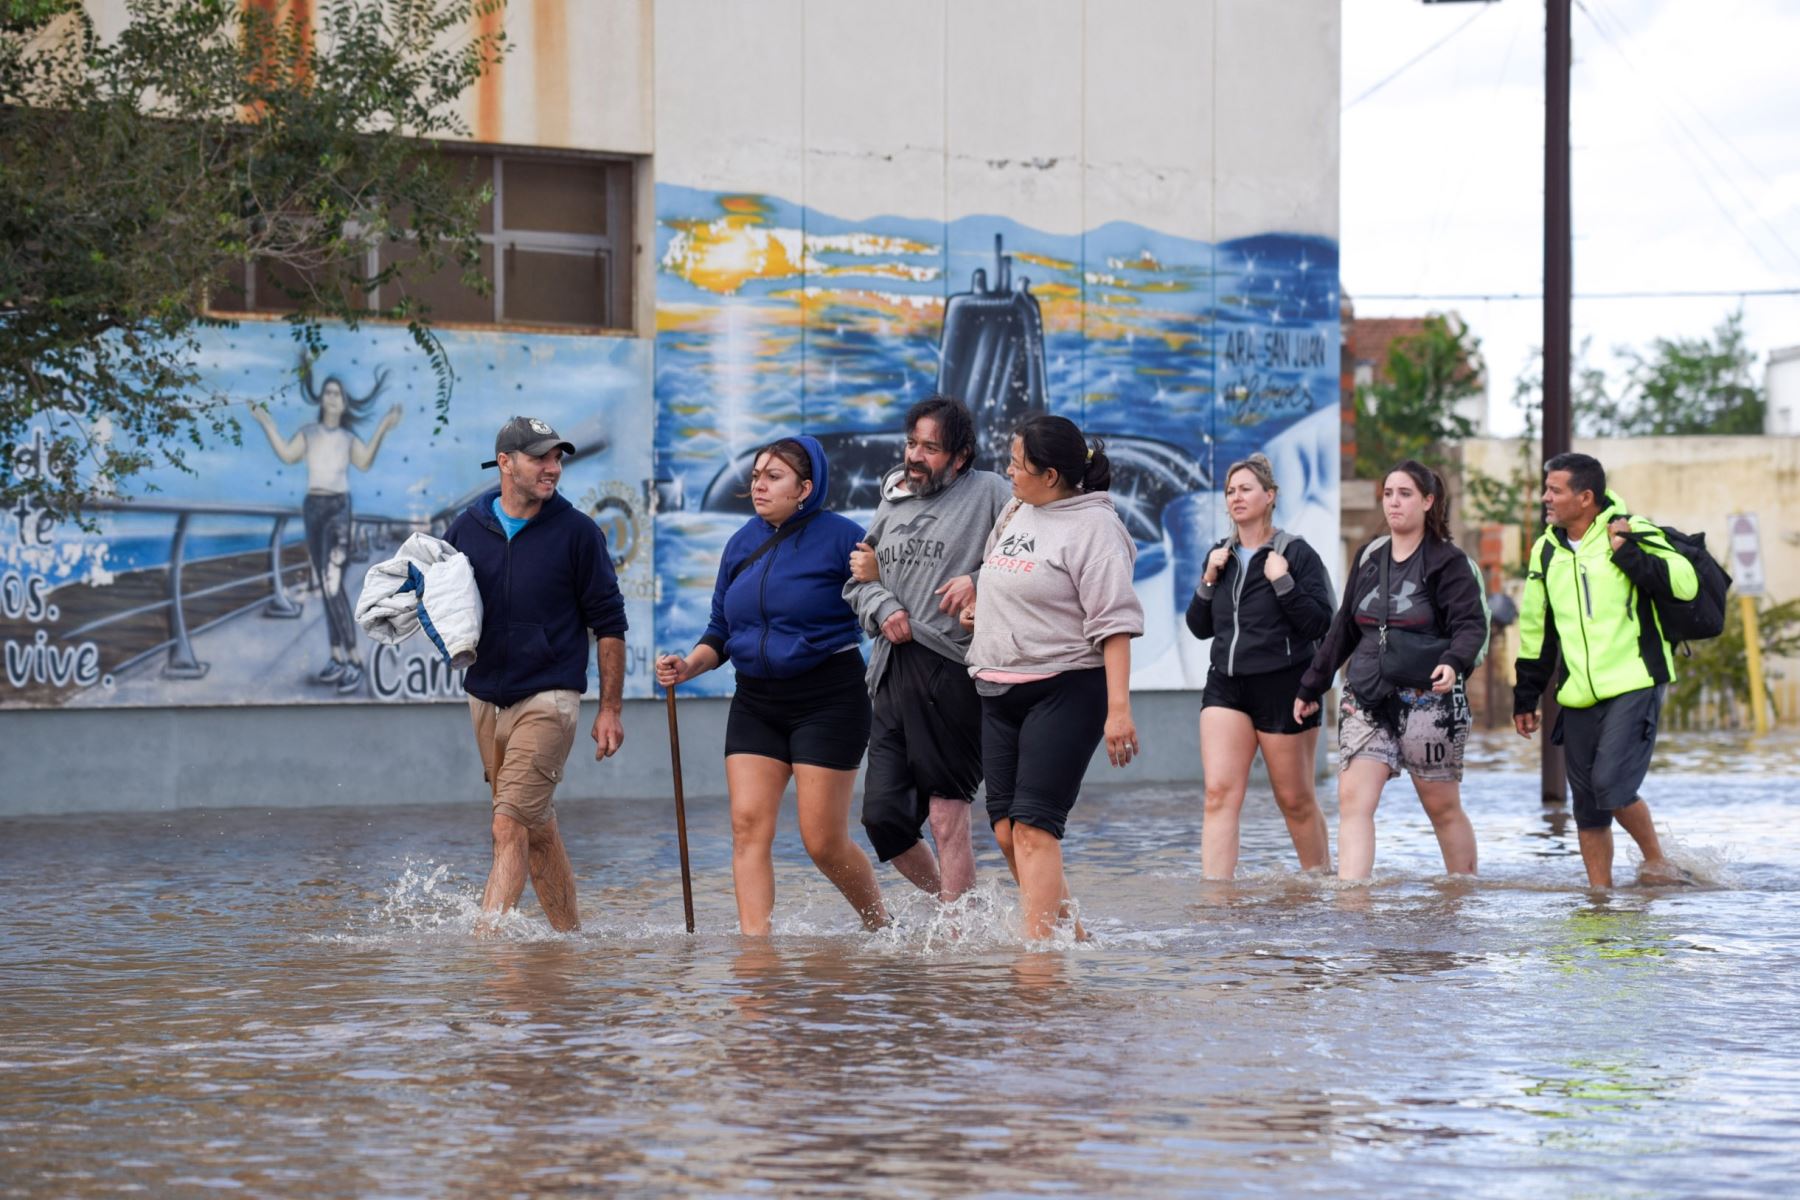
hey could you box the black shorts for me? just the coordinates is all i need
[1555,684,1662,830]
[861,641,984,862]
[981,667,1108,840]
[726,650,871,771]
[1201,661,1317,734]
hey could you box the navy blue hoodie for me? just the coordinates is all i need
[698,435,865,681]
[444,489,628,707]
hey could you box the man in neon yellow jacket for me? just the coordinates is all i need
[1513,452,1696,888]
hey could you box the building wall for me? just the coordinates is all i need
[1,0,1343,812]
[1768,347,1800,437]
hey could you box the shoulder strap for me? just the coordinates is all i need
[1538,537,1555,577]
[729,509,820,585]
[1357,533,1391,571]
[1272,529,1296,557]
[1378,542,1392,638]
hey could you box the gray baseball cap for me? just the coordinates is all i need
[482,416,576,468]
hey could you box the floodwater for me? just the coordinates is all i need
[4,732,1799,1198]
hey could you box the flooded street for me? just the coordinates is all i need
[4,731,1799,1198]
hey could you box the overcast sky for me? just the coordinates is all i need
[1341,0,1800,435]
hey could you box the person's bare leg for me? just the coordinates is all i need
[794,764,889,930]
[726,754,790,936]
[889,840,942,897]
[1012,823,1069,940]
[1336,758,1393,881]
[526,815,581,932]
[992,818,1020,882]
[1578,825,1615,889]
[480,812,531,931]
[1259,726,1331,872]
[1200,707,1259,879]
[928,796,977,900]
[1411,778,1477,876]
[1613,798,1679,877]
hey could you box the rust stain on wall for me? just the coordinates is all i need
[474,1,507,143]
[531,0,570,147]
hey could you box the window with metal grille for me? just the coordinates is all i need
[210,148,636,334]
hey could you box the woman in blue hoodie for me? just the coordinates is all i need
[656,436,888,935]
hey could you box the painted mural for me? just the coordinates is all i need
[652,184,1341,695]
[0,323,656,709]
[2,187,1337,710]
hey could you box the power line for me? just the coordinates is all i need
[1342,3,1493,112]
[1353,287,1800,302]
[1574,0,1800,274]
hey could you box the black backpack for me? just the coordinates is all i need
[1538,520,1731,646]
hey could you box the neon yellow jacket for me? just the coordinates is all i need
[1513,491,1698,712]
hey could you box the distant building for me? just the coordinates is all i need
[1767,345,1800,435]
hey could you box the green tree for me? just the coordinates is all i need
[1665,596,1800,730]
[1599,309,1765,437]
[1,0,506,523]
[1352,314,1483,478]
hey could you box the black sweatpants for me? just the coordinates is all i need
[861,641,984,862]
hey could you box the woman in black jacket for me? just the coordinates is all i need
[1186,454,1336,878]
[1294,460,1490,882]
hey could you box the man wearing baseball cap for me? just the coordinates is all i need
[446,416,628,933]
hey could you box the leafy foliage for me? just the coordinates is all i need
[0,0,505,523]
[1587,310,1765,437]
[1666,596,1800,729]
[1352,314,1483,478]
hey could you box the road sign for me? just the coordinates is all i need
[1729,513,1765,597]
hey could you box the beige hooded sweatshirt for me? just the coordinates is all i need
[965,492,1144,685]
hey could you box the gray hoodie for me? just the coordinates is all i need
[965,492,1144,685]
[845,466,1013,692]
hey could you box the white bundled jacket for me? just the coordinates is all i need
[354,533,483,669]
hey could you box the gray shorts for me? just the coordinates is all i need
[1555,684,1663,830]
[1339,684,1470,783]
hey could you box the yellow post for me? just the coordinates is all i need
[1741,593,1770,736]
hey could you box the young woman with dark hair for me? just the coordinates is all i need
[1295,460,1490,881]
[1186,453,1337,878]
[656,436,888,935]
[250,358,403,694]
[960,414,1144,938]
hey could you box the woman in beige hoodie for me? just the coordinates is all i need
[961,415,1145,939]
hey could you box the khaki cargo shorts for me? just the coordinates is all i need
[469,689,581,829]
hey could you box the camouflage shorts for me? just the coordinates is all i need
[1339,684,1470,783]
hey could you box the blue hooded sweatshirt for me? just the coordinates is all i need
[698,435,865,681]
[444,489,628,707]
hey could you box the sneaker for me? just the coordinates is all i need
[336,663,365,694]
[314,661,346,684]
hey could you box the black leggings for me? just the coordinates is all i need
[981,668,1108,840]
[303,491,355,655]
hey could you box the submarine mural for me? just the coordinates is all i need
[697,235,1213,553]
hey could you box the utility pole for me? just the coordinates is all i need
[1542,0,1572,805]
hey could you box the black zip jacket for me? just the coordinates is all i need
[444,489,628,707]
[1185,531,1335,676]
[1297,534,1489,704]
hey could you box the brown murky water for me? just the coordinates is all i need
[4,732,1799,1197]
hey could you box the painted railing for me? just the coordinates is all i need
[67,500,411,680]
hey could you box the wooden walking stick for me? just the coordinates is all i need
[665,683,697,933]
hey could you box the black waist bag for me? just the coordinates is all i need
[1378,547,1451,688]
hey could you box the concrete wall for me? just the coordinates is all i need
[0,690,1216,817]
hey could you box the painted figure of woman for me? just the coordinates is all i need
[251,359,402,694]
